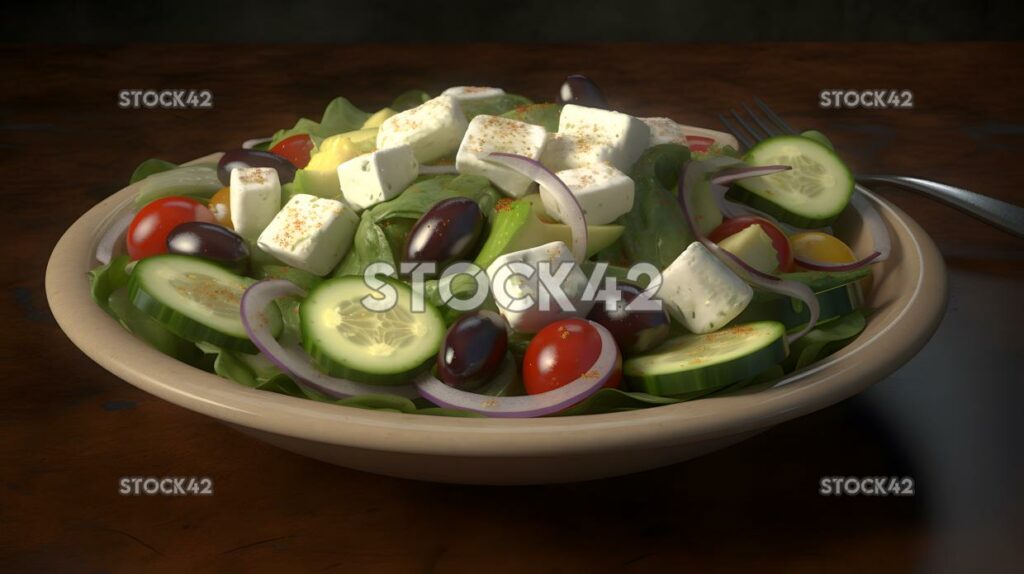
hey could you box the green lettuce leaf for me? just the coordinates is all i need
[89,255,132,316]
[129,158,177,185]
[391,89,430,111]
[460,93,533,120]
[785,310,867,372]
[270,97,372,148]
[499,102,562,131]
[596,144,693,268]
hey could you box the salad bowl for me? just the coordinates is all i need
[46,151,946,485]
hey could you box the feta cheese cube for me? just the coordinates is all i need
[658,242,753,334]
[256,194,359,276]
[641,117,740,152]
[441,86,506,102]
[230,167,281,240]
[558,104,650,171]
[376,95,468,164]
[540,164,635,225]
[539,132,617,173]
[485,241,593,333]
[455,115,548,198]
[337,145,419,212]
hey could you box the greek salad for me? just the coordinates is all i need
[88,76,889,418]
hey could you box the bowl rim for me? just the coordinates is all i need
[45,154,947,458]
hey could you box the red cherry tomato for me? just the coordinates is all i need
[522,319,621,395]
[269,134,314,169]
[708,216,794,272]
[127,196,216,260]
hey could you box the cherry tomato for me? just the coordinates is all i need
[522,319,621,395]
[269,134,314,169]
[789,231,857,267]
[708,216,794,272]
[127,196,216,260]
[208,187,232,229]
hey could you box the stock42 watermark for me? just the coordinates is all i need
[118,89,213,109]
[819,89,914,109]
[119,476,214,496]
[358,260,664,314]
[819,476,915,496]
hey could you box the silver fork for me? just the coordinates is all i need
[719,98,1024,239]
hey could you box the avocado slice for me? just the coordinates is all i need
[362,108,397,129]
[474,195,624,269]
[717,223,779,274]
[295,130,377,198]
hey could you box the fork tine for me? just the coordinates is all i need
[742,102,779,137]
[730,108,766,142]
[753,97,799,135]
[718,114,754,149]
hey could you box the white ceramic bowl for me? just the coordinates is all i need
[46,154,947,484]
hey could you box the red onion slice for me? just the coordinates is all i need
[486,152,588,263]
[679,161,820,344]
[419,164,460,175]
[710,165,791,187]
[240,280,421,400]
[96,210,135,265]
[415,321,617,418]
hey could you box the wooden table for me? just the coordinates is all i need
[3,44,1023,573]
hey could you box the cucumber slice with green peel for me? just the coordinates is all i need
[300,276,444,385]
[734,283,862,330]
[128,255,281,352]
[728,135,854,228]
[624,321,788,397]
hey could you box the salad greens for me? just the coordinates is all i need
[89,84,882,419]
[596,144,693,269]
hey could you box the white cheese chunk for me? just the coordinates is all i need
[441,86,506,102]
[557,104,650,171]
[337,145,419,212]
[376,95,468,164]
[455,115,548,198]
[658,242,753,334]
[540,164,635,225]
[256,194,359,276]
[229,167,281,240]
[485,241,593,333]
[641,117,740,151]
[539,132,617,173]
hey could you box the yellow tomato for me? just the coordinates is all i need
[789,231,856,266]
[208,187,232,229]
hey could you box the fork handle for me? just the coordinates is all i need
[855,175,1024,239]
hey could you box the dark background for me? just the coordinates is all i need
[2,2,1023,573]
[2,0,1022,43]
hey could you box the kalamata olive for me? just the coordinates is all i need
[167,221,250,273]
[437,311,509,390]
[558,74,608,109]
[217,149,297,186]
[587,283,670,355]
[403,197,484,272]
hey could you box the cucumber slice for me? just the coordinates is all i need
[734,283,862,330]
[128,255,280,352]
[624,321,787,397]
[728,135,853,228]
[301,276,444,385]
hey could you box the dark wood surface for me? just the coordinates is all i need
[2,44,1023,573]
